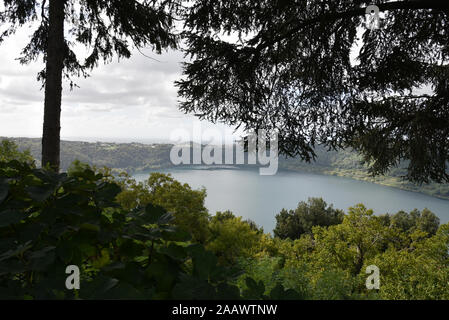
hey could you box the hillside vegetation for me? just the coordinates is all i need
[4,137,173,173]
[1,140,448,300]
[1,158,448,300]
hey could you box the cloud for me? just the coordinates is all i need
[0,26,225,141]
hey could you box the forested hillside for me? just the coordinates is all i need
[5,137,449,200]
[281,148,449,200]
[4,137,173,173]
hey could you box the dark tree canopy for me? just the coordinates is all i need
[273,197,344,240]
[177,0,449,184]
[1,0,179,83]
[384,208,440,235]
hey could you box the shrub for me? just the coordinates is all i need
[274,198,344,240]
[0,161,299,300]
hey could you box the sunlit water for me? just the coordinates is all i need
[133,168,449,233]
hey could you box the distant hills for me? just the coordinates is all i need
[5,137,173,172]
[4,137,449,200]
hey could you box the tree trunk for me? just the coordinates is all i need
[42,0,65,171]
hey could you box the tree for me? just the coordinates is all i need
[415,208,440,236]
[207,213,261,265]
[1,0,179,171]
[273,197,344,240]
[0,160,260,300]
[312,204,393,275]
[177,0,449,183]
[116,172,211,243]
[0,139,35,165]
[388,208,440,235]
[371,223,449,299]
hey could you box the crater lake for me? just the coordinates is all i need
[134,168,449,233]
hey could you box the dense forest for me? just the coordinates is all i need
[5,137,449,200]
[1,140,448,299]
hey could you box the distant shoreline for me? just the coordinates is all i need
[5,136,449,201]
[135,165,449,202]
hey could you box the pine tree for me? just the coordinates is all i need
[1,0,180,170]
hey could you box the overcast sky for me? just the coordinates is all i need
[0,11,421,145]
[0,27,234,144]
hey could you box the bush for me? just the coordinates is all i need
[207,212,261,265]
[0,160,300,300]
[116,172,211,244]
[273,197,344,240]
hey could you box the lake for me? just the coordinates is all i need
[133,168,449,233]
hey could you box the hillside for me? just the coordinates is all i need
[5,137,173,173]
[4,137,449,200]
[280,148,449,200]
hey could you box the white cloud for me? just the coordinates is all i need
[0,26,236,143]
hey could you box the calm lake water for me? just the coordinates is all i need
[133,168,449,233]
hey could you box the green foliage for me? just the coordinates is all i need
[116,172,211,243]
[1,159,447,300]
[311,270,361,300]
[4,137,174,172]
[0,160,279,300]
[385,208,440,236]
[253,204,449,300]
[242,278,301,300]
[207,212,261,265]
[274,198,344,240]
[177,0,449,184]
[311,204,394,275]
[0,139,34,166]
[237,256,310,299]
[370,225,449,300]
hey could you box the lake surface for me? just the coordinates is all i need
[133,168,449,233]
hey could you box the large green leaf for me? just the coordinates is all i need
[172,274,216,300]
[26,185,55,202]
[103,262,144,288]
[242,277,265,299]
[18,223,44,243]
[159,243,188,261]
[269,284,302,300]
[102,281,146,300]
[0,241,32,262]
[146,259,179,293]
[0,209,27,228]
[79,275,119,299]
[160,227,192,242]
[30,251,56,272]
[144,203,169,224]
[95,182,121,207]
[80,223,101,233]
[32,169,65,185]
[215,282,242,300]
[188,244,218,280]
